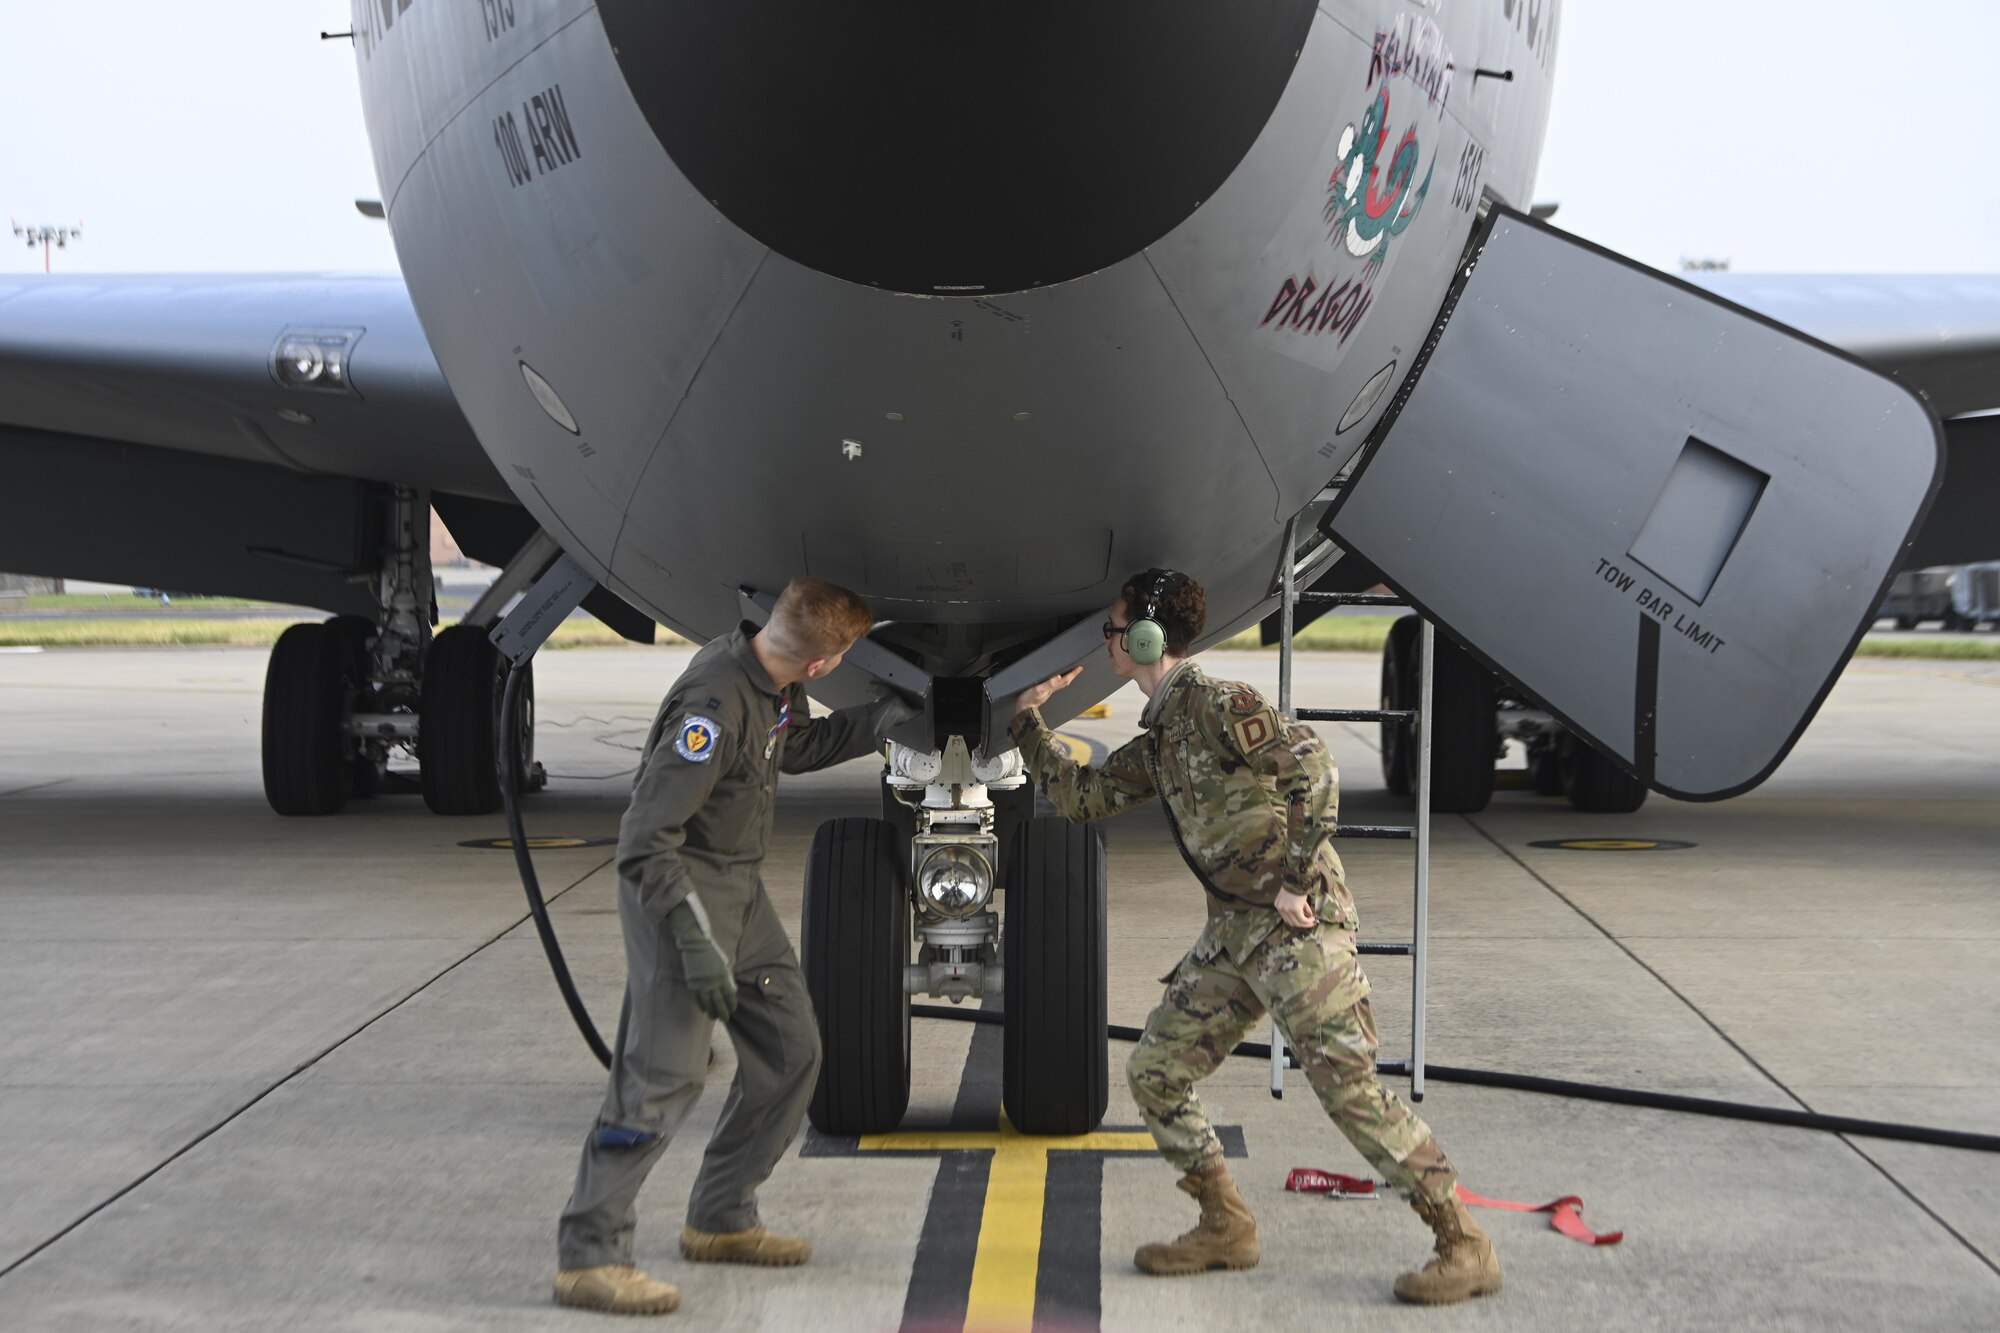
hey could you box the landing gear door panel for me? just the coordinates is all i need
[1324,209,1943,800]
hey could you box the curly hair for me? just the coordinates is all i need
[1120,569,1207,658]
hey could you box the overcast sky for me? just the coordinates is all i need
[5,2,1997,276]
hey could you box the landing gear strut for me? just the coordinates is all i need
[259,490,544,817]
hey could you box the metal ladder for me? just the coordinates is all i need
[1270,516,1434,1103]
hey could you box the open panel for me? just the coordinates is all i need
[1325,209,1944,800]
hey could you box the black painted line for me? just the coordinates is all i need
[903,995,1003,1332]
[899,1150,994,1332]
[950,998,1005,1132]
[1635,613,1660,786]
[1037,1153,1104,1328]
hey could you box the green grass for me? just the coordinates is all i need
[1220,615,1398,653]
[0,616,676,649]
[3,611,1995,661]
[1852,635,2000,660]
[2,592,275,611]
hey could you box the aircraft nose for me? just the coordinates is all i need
[598,1,1317,295]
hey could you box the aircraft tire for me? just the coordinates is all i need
[419,624,528,816]
[1557,733,1649,814]
[325,615,384,798]
[1526,742,1565,796]
[804,816,911,1135]
[261,622,357,816]
[1002,816,1109,1136]
[1428,634,1498,813]
[1379,616,1419,797]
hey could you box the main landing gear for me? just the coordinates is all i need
[1379,613,1648,815]
[259,489,541,817]
[803,738,1109,1137]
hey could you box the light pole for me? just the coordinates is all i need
[11,221,83,272]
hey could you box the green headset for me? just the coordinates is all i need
[1123,568,1185,666]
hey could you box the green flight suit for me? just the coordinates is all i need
[1009,661,1459,1204]
[558,627,880,1269]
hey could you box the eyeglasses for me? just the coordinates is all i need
[1101,619,1132,641]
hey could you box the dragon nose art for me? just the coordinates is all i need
[597,0,1317,296]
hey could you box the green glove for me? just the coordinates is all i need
[667,895,739,1022]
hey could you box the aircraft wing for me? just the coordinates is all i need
[1684,273,2000,420]
[0,272,502,498]
[0,273,514,616]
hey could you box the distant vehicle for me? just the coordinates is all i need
[1875,564,2000,630]
[1878,568,1956,629]
[1951,562,2000,629]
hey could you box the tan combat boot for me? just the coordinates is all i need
[552,1264,681,1315]
[680,1224,812,1266]
[1393,1193,1503,1305]
[1134,1163,1261,1276]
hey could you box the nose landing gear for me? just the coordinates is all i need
[802,739,1109,1137]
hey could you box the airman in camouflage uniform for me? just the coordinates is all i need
[1009,569,1501,1305]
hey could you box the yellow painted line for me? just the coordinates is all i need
[859,1117,1155,1331]
[965,1129,1047,1331]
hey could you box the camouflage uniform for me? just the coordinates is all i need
[1008,661,1459,1205]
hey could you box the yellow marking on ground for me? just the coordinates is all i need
[1080,702,1110,718]
[1557,839,1660,851]
[858,1117,1154,1331]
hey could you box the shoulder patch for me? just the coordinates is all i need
[1225,687,1265,716]
[674,715,723,763]
[1229,710,1279,755]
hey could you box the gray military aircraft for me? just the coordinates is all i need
[2,1,1996,1134]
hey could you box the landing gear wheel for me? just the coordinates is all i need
[324,615,385,798]
[1526,742,1565,796]
[261,622,359,816]
[1894,615,1918,630]
[804,817,911,1135]
[1003,816,1109,1136]
[1380,616,1419,797]
[1557,732,1649,814]
[1382,615,1496,813]
[419,624,530,816]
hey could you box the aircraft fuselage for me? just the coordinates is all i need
[353,0,1559,714]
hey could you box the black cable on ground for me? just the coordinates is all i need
[909,1004,2000,1154]
[501,659,612,1068]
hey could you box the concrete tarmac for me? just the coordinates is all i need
[0,646,1996,1330]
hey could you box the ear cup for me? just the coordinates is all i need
[1125,618,1167,665]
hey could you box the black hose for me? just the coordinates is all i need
[909,1004,2000,1154]
[501,659,612,1068]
